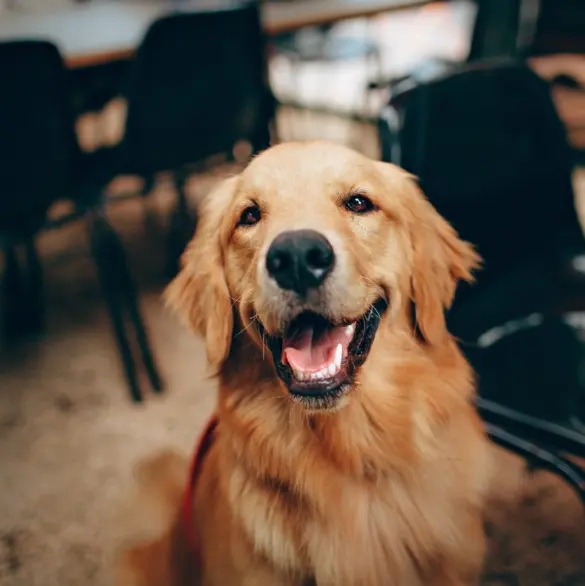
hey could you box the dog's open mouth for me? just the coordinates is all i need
[260,298,388,409]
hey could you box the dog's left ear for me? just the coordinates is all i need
[165,176,239,369]
[405,176,481,345]
[376,162,480,345]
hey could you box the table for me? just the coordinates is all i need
[263,0,428,34]
[0,0,429,68]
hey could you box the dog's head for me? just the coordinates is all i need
[166,142,479,411]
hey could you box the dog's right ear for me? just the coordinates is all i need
[165,176,239,369]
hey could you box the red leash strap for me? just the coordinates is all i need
[182,414,219,558]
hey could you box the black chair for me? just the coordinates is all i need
[0,40,161,402]
[378,61,585,503]
[89,3,276,275]
[69,58,131,141]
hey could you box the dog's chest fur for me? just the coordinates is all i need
[228,456,458,586]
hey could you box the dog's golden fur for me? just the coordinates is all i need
[117,141,492,586]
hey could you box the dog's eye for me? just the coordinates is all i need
[238,205,261,227]
[345,194,374,214]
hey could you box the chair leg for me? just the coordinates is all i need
[478,397,585,457]
[112,226,163,394]
[140,175,163,237]
[2,239,45,340]
[1,245,23,339]
[88,213,143,402]
[486,422,585,505]
[126,292,163,393]
[23,236,44,334]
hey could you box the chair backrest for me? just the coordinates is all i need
[0,40,79,237]
[528,0,585,57]
[122,2,275,177]
[467,0,526,62]
[381,61,582,282]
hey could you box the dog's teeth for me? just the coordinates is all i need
[345,324,355,337]
[293,359,342,383]
[334,343,343,368]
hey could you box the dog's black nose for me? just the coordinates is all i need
[266,230,335,295]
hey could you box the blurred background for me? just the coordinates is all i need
[1,0,585,584]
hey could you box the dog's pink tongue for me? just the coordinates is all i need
[283,324,347,372]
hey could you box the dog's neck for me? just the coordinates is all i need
[215,326,472,486]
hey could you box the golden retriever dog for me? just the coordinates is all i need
[117,141,492,586]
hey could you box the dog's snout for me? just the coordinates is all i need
[266,229,335,295]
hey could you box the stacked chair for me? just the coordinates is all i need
[0,2,275,401]
[0,40,160,402]
[86,2,276,275]
[379,60,585,503]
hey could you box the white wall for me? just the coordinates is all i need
[1,0,75,12]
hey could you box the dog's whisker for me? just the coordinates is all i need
[358,275,389,305]
[372,305,382,322]
[229,287,254,309]
[261,328,267,360]
[234,316,258,339]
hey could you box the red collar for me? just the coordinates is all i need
[182,414,219,557]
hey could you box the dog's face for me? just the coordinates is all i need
[167,142,479,411]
